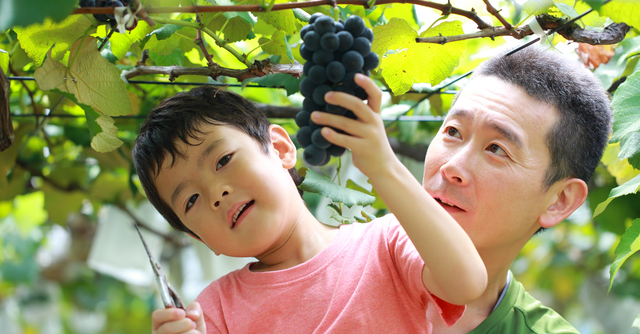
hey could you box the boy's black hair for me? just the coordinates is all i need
[132,86,303,238]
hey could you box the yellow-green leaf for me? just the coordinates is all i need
[372,18,466,95]
[91,115,124,153]
[0,50,8,74]
[144,33,182,56]
[107,21,155,60]
[601,143,640,185]
[252,1,299,34]
[13,192,48,236]
[260,31,293,61]
[34,36,133,117]
[593,173,640,217]
[609,219,640,293]
[599,0,640,29]
[222,17,253,43]
[43,184,85,226]
[14,15,94,66]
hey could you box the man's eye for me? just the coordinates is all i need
[217,154,232,170]
[186,194,198,212]
[445,126,461,138]
[488,144,507,156]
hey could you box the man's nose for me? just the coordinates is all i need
[440,147,472,186]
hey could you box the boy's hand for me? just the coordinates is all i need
[311,73,396,178]
[152,302,205,334]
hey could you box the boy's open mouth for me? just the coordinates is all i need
[232,200,255,228]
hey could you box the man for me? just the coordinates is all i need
[423,46,611,333]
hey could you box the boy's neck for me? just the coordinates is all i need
[251,209,339,272]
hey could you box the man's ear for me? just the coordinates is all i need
[539,178,588,229]
[268,124,297,169]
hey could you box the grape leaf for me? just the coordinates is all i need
[609,71,640,168]
[599,0,640,29]
[13,192,48,237]
[106,21,155,60]
[0,49,8,74]
[609,218,640,293]
[554,2,579,18]
[14,15,94,66]
[43,184,85,226]
[248,0,299,34]
[144,33,182,56]
[0,0,77,32]
[601,143,640,186]
[593,173,640,217]
[222,17,253,43]
[85,108,124,153]
[243,73,301,96]
[372,18,466,95]
[260,31,294,61]
[34,36,133,118]
[298,168,375,208]
[149,49,184,66]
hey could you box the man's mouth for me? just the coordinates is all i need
[435,197,461,210]
[232,200,254,228]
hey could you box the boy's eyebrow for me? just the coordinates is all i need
[447,108,523,149]
[170,139,224,208]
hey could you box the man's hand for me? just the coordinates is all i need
[152,302,205,334]
[310,73,396,178]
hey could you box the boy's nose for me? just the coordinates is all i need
[213,191,229,208]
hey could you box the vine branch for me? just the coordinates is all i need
[482,0,514,34]
[117,204,191,248]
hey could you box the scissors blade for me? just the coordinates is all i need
[134,223,184,309]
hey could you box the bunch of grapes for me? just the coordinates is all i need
[296,13,379,166]
[79,0,138,30]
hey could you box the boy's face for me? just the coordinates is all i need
[422,75,560,252]
[154,124,301,257]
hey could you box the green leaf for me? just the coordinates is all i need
[609,218,640,293]
[372,19,466,95]
[85,108,124,153]
[298,168,375,208]
[599,0,640,29]
[149,49,184,66]
[327,203,356,224]
[0,49,8,74]
[617,36,640,67]
[554,2,579,18]
[583,0,607,11]
[34,36,134,118]
[610,71,640,157]
[593,173,640,217]
[106,21,155,60]
[251,0,299,34]
[0,0,77,31]
[13,191,48,236]
[222,16,253,43]
[345,179,387,210]
[601,142,640,186]
[43,184,85,226]
[243,73,301,96]
[14,15,94,66]
[260,31,293,61]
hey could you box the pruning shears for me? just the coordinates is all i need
[134,224,184,310]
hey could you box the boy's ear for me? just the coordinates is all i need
[538,178,588,229]
[268,124,297,169]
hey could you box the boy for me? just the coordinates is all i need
[133,74,487,333]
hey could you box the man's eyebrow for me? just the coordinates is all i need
[447,108,522,149]
[170,139,224,208]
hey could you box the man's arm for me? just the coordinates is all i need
[311,74,487,305]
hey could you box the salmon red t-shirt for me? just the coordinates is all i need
[196,214,465,333]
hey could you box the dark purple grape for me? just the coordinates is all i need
[336,31,354,52]
[325,103,346,115]
[93,0,109,21]
[335,22,344,33]
[320,33,339,52]
[304,145,328,166]
[309,12,323,24]
[360,28,374,42]
[300,44,313,61]
[308,65,327,84]
[303,59,314,76]
[320,152,331,166]
[341,51,364,72]
[344,15,365,36]
[343,71,358,89]
[303,97,322,112]
[313,49,334,66]
[105,0,123,20]
[311,128,331,149]
[300,24,313,40]
[334,84,354,95]
[308,118,322,130]
[363,52,379,71]
[297,126,313,148]
[327,144,346,157]
[80,0,96,7]
[295,110,311,128]
[314,16,336,35]
[299,77,315,97]
[304,31,321,51]
[352,37,371,56]
[312,84,332,105]
[326,61,346,83]
[354,87,368,100]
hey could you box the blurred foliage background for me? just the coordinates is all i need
[1,0,640,333]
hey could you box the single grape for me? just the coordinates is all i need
[311,128,331,149]
[360,28,374,42]
[297,126,313,148]
[105,0,123,20]
[295,110,312,128]
[300,44,314,61]
[314,16,336,35]
[354,87,368,100]
[313,49,334,66]
[363,52,379,71]
[342,72,358,89]
[334,84,354,96]
[326,61,346,83]
[308,65,327,85]
[312,84,332,105]
[325,103,347,115]
[93,0,110,22]
[352,37,371,56]
[299,77,315,98]
[344,15,365,36]
[300,24,313,40]
[304,145,328,166]
[303,97,322,112]
[80,0,96,7]
[303,59,314,76]
[308,118,322,131]
[327,144,346,157]
[336,31,354,52]
[335,22,344,33]
[304,31,321,51]
[319,153,331,166]
[341,51,364,72]
[320,33,339,52]
[308,12,323,24]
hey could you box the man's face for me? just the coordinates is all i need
[155,124,301,257]
[423,75,559,251]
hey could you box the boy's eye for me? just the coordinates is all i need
[488,144,507,156]
[445,126,461,138]
[186,194,198,212]
[217,154,232,170]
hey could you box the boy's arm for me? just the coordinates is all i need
[311,74,487,306]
